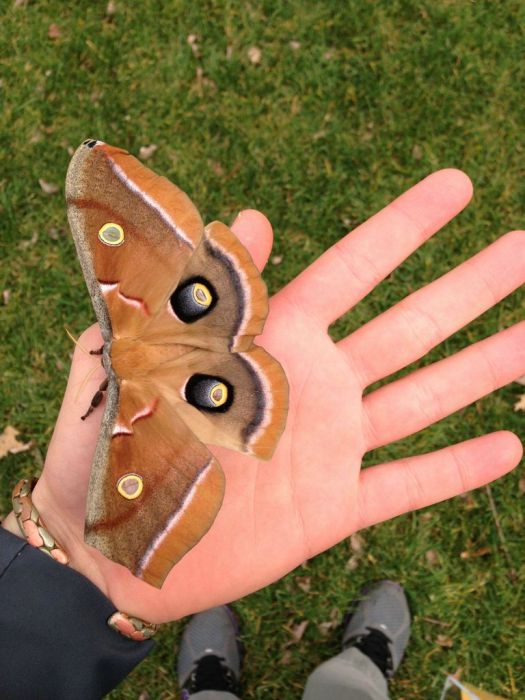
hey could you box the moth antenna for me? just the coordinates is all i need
[75,365,99,403]
[64,326,89,355]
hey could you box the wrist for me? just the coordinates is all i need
[29,477,110,597]
[30,479,72,549]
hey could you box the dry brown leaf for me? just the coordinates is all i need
[425,549,439,567]
[248,46,262,64]
[3,289,10,306]
[317,620,334,636]
[90,90,102,105]
[318,608,340,636]
[271,255,283,265]
[187,34,200,57]
[139,144,158,160]
[14,0,29,7]
[519,478,525,495]
[514,393,525,411]
[345,554,359,571]
[289,620,308,643]
[289,40,301,50]
[48,23,61,39]
[38,178,59,195]
[459,492,477,510]
[194,67,216,94]
[350,532,364,553]
[29,130,43,144]
[460,546,492,560]
[20,232,39,249]
[209,160,224,176]
[0,426,32,458]
[412,144,423,160]
[515,374,525,386]
[106,0,117,16]
[226,45,233,60]
[421,616,452,628]
[48,226,63,240]
[280,649,292,665]
[295,576,311,593]
[436,634,453,648]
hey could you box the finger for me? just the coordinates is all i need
[357,431,522,530]
[44,324,106,507]
[342,230,525,386]
[230,208,273,272]
[362,322,525,450]
[277,169,473,327]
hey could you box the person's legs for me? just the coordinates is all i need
[302,647,390,700]
[176,581,409,700]
[302,581,410,700]
[177,606,243,700]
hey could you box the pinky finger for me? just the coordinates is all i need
[356,431,523,530]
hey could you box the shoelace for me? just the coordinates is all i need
[345,627,394,678]
[185,654,239,693]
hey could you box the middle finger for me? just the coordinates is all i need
[340,230,524,387]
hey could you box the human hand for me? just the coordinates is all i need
[30,170,524,623]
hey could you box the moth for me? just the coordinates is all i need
[66,140,288,588]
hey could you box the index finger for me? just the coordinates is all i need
[277,169,473,327]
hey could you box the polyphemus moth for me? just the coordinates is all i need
[66,140,288,588]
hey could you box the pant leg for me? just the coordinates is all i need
[302,647,390,700]
[189,692,241,700]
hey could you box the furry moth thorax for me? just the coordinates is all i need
[66,140,288,588]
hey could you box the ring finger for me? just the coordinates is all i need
[340,229,524,387]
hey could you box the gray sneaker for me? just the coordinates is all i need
[177,605,243,699]
[342,580,411,679]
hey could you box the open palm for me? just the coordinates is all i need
[33,169,524,623]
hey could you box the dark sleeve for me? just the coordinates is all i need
[0,528,154,700]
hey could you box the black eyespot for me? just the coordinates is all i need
[185,374,233,412]
[83,139,98,148]
[170,277,217,323]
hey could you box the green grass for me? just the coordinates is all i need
[1,1,524,698]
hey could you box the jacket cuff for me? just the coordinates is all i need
[0,527,154,700]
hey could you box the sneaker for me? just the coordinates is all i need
[177,605,243,698]
[342,580,410,679]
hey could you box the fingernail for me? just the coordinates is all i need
[230,210,244,226]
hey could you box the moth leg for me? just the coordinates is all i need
[89,345,104,355]
[81,377,109,421]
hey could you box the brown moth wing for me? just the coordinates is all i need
[85,380,225,589]
[145,345,289,460]
[66,140,204,340]
[67,140,289,587]
[141,221,268,352]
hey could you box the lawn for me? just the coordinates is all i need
[0,1,524,698]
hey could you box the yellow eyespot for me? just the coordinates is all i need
[117,473,143,500]
[98,223,125,246]
[209,382,228,407]
[192,282,212,308]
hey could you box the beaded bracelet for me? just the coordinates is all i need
[11,477,159,642]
